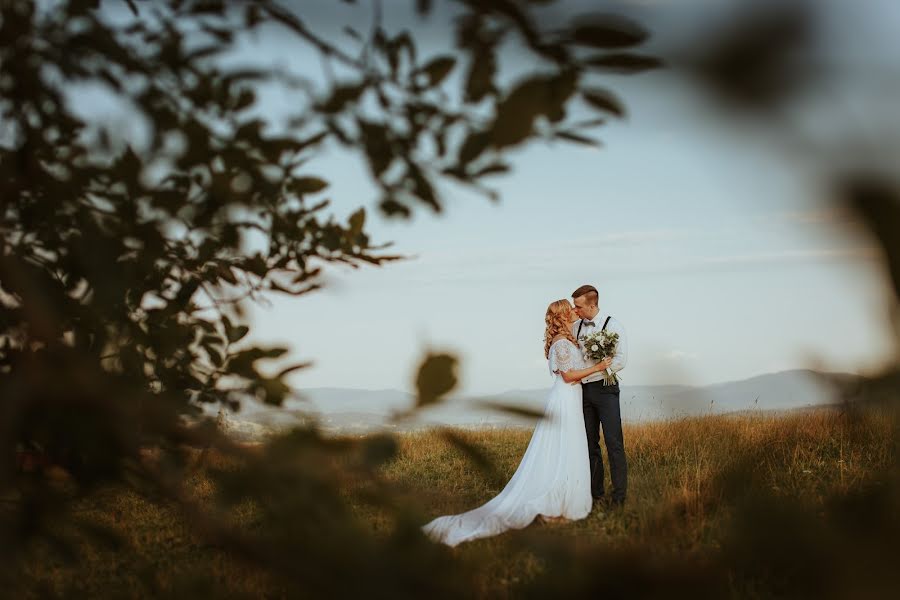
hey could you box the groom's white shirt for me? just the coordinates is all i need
[573,313,627,384]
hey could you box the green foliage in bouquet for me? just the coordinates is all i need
[580,330,620,383]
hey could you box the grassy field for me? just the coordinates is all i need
[378,408,896,595]
[12,408,897,598]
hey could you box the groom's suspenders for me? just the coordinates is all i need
[581,316,614,385]
[579,316,612,337]
[601,316,614,386]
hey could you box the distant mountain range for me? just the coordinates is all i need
[213,369,850,440]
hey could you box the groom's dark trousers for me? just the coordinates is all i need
[582,381,627,503]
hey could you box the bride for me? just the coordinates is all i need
[422,299,612,546]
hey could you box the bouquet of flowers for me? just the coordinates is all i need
[580,330,620,384]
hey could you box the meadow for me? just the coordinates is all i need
[13,408,897,598]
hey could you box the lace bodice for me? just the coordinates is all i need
[548,338,586,376]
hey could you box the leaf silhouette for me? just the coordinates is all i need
[554,130,601,147]
[582,89,626,117]
[586,53,664,73]
[292,177,329,194]
[415,353,458,408]
[420,56,456,87]
[571,14,648,48]
[465,46,496,102]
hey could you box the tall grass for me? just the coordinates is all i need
[14,408,895,597]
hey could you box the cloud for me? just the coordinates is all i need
[312,221,881,290]
[558,229,694,248]
[662,350,699,361]
[694,247,879,268]
[763,207,859,227]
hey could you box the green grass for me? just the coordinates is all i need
[12,409,897,598]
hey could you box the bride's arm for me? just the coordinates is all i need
[559,358,611,384]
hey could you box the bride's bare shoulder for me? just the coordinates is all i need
[550,335,570,344]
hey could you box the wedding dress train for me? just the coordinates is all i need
[422,339,592,546]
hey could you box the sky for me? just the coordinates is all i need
[230,0,899,396]
[84,0,900,396]
[245,82,894,394]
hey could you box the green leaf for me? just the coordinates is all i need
[358,119,393,177]
[415,0,433,16]
[458,131,490,166]
[571,15,648,48]
[488,72,577,148]
[419,56,456,87]
[544,70,578,123]
[259,347,288,359]
[276,362,312,378]
[488,78,545,148]
[582,89,626,117]
[217,264,238,285]
[292,177,329,194]
[414,352,458,408]
[260,377,290,405]
[380,198,411,218]
[361,433,398,468]
[473,162,511,177]
[586,53,664,73]
[320,83,365,113]
[555,131,602,147]
[232,88,255,110]
[200,334,223,348]
[465,47,496,102]
[227,325,249,344]
[389,31,416,75]
[571,117,607,129]
[243,254,268,276]
[407,163,439,211]
[207,346,225,367]
[235,118,264,141]
[348,207,366,236]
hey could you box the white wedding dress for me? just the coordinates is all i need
[422,338,592,546]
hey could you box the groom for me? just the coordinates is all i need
[571,284,628,508]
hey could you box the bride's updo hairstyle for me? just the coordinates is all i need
[544,299,578,359]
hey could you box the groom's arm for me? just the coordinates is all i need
[608,318,628,375]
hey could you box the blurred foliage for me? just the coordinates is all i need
[0,0,658,596]
[414,353,458,408]
[1,0,899,598]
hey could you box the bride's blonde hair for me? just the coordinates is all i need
[544,299,577,359]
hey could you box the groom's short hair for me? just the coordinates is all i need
[572,284,598,306]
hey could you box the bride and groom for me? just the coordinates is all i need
[423,284,628,547]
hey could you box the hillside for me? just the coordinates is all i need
[215,369,848,438]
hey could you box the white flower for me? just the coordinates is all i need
[591,344,599,351]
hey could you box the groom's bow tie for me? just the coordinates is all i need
[583,320,595,327]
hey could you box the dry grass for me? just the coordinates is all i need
[12,408,896,598]
[391,409,893,541]
[370,408,896,595]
